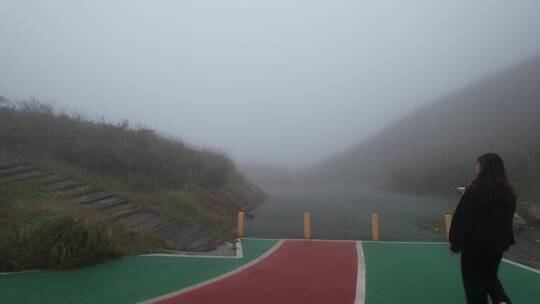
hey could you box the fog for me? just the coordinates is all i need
[2,1,540,167]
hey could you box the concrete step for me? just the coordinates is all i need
[2,171,51,182]
[34,174,65,185]
[172,226,211,249]
[44,180,84,192]
[123,213,165,230]
[120,213,151,228]
[92,197,129,210]
[0,161,27,170]
[0,166,35,177]
[104,202,136,214]
[28,172,57,181]
[56,186,96,197]
[148,219,173,233]
[108,205,143,219]
[179,234,216,251]
[75,192,113,204]
[155,221,186,240]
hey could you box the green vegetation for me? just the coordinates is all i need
[1,216,118,271]
[0,97,236,192]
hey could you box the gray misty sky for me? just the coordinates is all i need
[2,1,540,167]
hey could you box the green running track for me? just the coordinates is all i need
[1,239,539,303]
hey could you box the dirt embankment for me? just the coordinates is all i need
[505,202,540,269]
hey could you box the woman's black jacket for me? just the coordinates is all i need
[449,184,516,253]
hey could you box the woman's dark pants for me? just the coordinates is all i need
[460,250,511,304]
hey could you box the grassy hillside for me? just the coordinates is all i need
[0,98,266,271]
[0,98,235,191]
[307,55,540,201]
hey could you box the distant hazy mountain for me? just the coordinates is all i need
[239,162,302,189]
[305,55,540,200]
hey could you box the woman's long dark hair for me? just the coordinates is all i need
[467,153,514,199]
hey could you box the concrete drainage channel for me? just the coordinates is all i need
[0,158,223,251]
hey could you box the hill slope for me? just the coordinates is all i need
[0,99,266,271]
[307,55,540,200]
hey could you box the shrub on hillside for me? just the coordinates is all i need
[0,216,119,271]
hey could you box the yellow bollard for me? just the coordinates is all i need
[304,212,311,239]
[237,211,245,238]
[444,214,452,240]
[371,213,379,241]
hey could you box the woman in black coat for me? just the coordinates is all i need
[449,153,516,304]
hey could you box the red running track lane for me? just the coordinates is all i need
[154,240,358,304]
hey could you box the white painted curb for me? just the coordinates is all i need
[139,239,244,259]
[355,241,366,304]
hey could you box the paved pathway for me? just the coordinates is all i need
[152,240,360,304]
[2,239,539,303]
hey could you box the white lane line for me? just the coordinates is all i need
[138,240,285,304]
[235,238,244,259]
[502,259,540,275]
[0,270,39,276]
[355,241,366,304]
